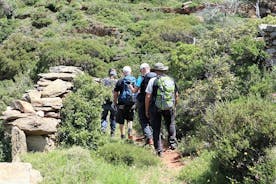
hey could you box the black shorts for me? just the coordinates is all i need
[116,104,134,124]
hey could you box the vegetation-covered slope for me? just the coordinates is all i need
[0,0,276,183]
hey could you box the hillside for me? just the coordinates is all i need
[0,0,276,183]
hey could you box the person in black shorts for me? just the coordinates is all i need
[113,66,136,140]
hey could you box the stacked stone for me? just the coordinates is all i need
[1,66,83,162]
[259,24,276,66]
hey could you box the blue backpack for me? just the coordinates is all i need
[118,75,136,105]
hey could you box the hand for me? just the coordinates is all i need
[111,102,117,111]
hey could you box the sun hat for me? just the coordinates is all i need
[151,62,168,71]
[140,63,150,70]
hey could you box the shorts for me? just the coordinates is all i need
[116,104,134,124]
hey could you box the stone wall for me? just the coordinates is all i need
[1,66,83,162]
[259,24,276,67]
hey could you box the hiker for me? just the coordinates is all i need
[129,63,156,145]
[101,68,118,137]
[145,62,179,156]
[113,66,136,140]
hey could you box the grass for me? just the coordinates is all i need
[21,145,171,184]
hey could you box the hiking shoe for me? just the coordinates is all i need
[156,150,163,157]
[110,132,115,138]
[121,134,125,139]
[148,138,154,145]
[128,135,133,140]
[169,144,177,150]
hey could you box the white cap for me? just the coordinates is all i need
[122,66,131,75]
[140,63,150,70]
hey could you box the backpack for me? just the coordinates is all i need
[118,75,136,105]
[154,76,175,110]
[137,72,157,102]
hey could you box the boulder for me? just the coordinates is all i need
[0,162,43,184]
[8,116,59,135]
[24,90,41,103]
[26,135,55,152]
[49,65,83,74]
[11,100,36,114]
[41,79,73,97]
[38,73,76,81]
[11,126,27,162]
[45,111,60,118]
[36,78,53,87]
[32,97,63,110]
[1,109,33,121]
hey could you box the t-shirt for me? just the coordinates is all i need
[135,75,143,88]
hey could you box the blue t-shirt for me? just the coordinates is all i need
[135,75,143,88]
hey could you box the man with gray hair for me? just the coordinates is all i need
[129,63,156,145]
[113,66,136,140]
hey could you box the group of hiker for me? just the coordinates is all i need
[100,63,179,156]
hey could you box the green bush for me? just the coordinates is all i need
[21,146,139,184]
[59,74,109,149]
[178,135,205,157]
[0,33,38,80]
[0,18,16,43]
[37,38,114,77]
[97,142,159,167]
[204,96,276,183]
[31,8,53,28]
[178,150,225,184]
[0,121,11,162]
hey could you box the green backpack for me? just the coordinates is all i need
[154,76,175,110]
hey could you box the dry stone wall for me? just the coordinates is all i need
[1,66,83,162]
[259,24,276,66]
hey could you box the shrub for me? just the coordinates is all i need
[59,74,109,149]
[97,142,159,167]
[0,121,11,162]
[21,146,139,184]
[0,18,16,43]
[0,33,38,80]
[31,8,53,28]
[178,150,225,184]
[178,135,205,157]
[37,38,114,77]
[204,96,276,183]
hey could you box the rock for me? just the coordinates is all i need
[24,90,41,103]
[11,126,27,162]
[0,162,43,184]
[271,31,276,39]
[38,72,76,81]
[26,135,55,152]
[49,66,83,74]
[8,116,59,135]
[1,109,33,121]
[37,78,53,87]
[36,110,44,117]
[33,106,57,112]
[41,79,73,97]
[11,100,36,114]
[45,112,60,118]
[32,97,63,110]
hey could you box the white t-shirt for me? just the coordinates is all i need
[145,77,157,94]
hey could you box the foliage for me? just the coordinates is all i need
[0,33,38,80]
[59,74,109,149]
[37,38,113,77]
[21,146,139,184]
[0,18,16,43]
[0,121,11,162]
[97,142,159,167]
[178,135,205,156]
[204,96,276,183]
[178,150,225,184]
[31,7,53,29]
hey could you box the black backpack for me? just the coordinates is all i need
[137,72,157,102]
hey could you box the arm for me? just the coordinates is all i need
[145,93,151,118]
[113,91,119,105]
[129,84,139,93]
[175,91,179,106]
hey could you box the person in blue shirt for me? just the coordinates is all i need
[129,63,156,145]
